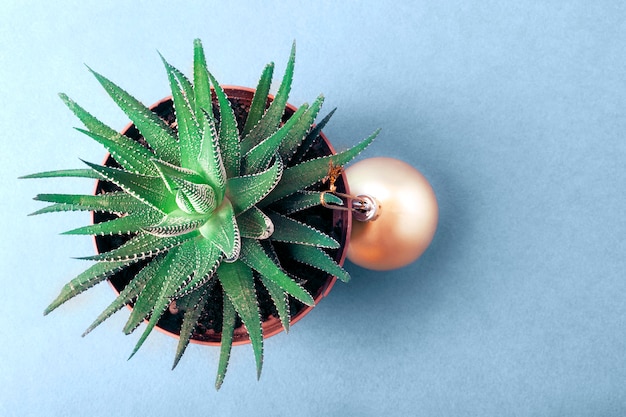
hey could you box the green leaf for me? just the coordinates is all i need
[127,243,198,358]
[82,255,162,336]
[218,261,263,379]
[59,93,122,141]
[242,63,274,137]
[288,244,350,283]
[122,256,170,335]
[199,199,240,261]
[80,231,198,262]
[267,211,339,249]
[151,158,205,193]
[169,63,195,113]
[291,108,336,164]
[174,189,193,213]
[243,42,296,148]
[242,104,308,174]
[206,72,240,178]
[259,274,289,333]
[142,210,209,237]
[262,128,380,205]
[197,109,226,198]
[59,94,158,176]
[175,238,222,297]
[63,210,162,236]
[237,206,274,239]
[87,67,180,165]
[278,95,324,162]
[161,55,202,171]
[32,192,145,216]
[215,292,236,390]
[75,128,158,176]
[83,161,175,213]
[20,169,101,180]
[227,157,282,215]
[172,178,217,214]
[269,191,342,215]
[44,259,138,315]
[240,239,314,306]
[124,257,166,334]
[193,39,212,130]
[172,284,212,370]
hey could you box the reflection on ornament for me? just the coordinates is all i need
[322,157,438,271]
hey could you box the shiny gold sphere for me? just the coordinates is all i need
[345,157,438,271]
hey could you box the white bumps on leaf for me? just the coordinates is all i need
[174,179,217,214]
[143,215,207,237]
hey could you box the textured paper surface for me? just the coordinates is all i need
[2,1,625,416]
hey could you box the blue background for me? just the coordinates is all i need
[2,1,625,416]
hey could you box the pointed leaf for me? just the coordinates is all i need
[88,67,179,164]
[262,128,379,205]
[206,72,240,178]
[150,158,204,184]
[60,94,158,175]
[240,239,314,306]
[172,284,212,369]
[64,210,162,235]
[124,281,168,338]
[80,231,197,262]
[288,244,350,283]
[199,199,240,261]
[215,291,236,390]
[169,63,195,112]
[59,93,122,141]
[32,192,145,216]
[76,128,157,175]
[267,211,339,249]
[270,191,342,215]
[237,206,274,239]
[123,256,169,335]
[127,243,198,357]
[278,95,324,162]
[227,157,282,215]
[242,63,274,137]
[82,255,163,336]
[172,178,217,214]
[291,108,336,164]
[44,259,138,315]
[20,169,100,180]
[161,55,202,171]
[83,161,174,213]
[197,109,226,197]
[175,238,222,297]
[242,104,308,174]
[151,159,205,193]
[218,261,263,379]
[259,274,289,333]
[243,42,296,148]
[193,39,212,130]
[142,210,209,237]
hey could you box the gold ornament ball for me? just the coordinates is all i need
[344,157,438,271]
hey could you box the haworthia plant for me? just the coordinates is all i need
[25,39,379,389]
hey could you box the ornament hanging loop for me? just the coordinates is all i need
[320,163,381,222]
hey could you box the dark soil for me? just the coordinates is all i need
[93,89,349,344]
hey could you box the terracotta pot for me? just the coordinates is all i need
[93,86,351,346]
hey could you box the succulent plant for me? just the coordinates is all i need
[25,39,379,388]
